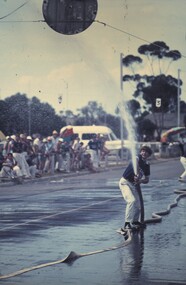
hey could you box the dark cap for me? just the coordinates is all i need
[140,145,152,156]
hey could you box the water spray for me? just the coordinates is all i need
[118,101,137,175]
[119,52,137,176]
[119,52,144,223]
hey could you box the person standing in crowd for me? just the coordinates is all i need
[9,135,31,178]
[0,144,4,171]
[32,134,42,162]
[51,130,59,145]
[55,138,63,172]
[33,134,42,154]
[88,134,101,170]
[99,134,110,166]
[3,136,11,157]
[26,136,34,157]
[51,130,60,171]
[20,134,33,172]
[43,136,54,173]
[60,127,75,172]
[61,139,71,173]
[71,137,81,170]
[8,135,24,176]
[32,135,43,170]
[118,145,152,232]
[178,133,186,182]
[73,137,81,152]
[19,134,32,178]
[20,134,28,157]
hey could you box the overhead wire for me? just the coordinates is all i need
[94,20,186,59]
[0,0,31,20]
[1,16,186,60]
[0,20,45,23]
[0,1,185,59]
[0,0,186,97]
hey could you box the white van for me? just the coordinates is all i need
[60,125,129,156]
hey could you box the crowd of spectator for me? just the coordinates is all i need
[0,129,110,182]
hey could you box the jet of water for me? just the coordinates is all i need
[118,101,137,175]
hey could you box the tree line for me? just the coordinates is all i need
[0,94,124,138]
[0,41,186,140]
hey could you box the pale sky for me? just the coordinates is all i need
[0,0,186,115]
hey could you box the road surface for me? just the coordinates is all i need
[0,158,186,285]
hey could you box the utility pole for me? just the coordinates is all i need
[62,79,68,110]
[177,69,181,127]
[120,53,124,160]
[28,99,31,136]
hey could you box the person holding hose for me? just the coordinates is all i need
[119,145,152,233]
[178,133,186,182]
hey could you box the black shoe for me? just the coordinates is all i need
[132,221,146,228]
[124,222,139,230]
[119,228,128,240]
[120,228,127,234]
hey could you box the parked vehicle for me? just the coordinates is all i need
[60,125,129,157]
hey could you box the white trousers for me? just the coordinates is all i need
[21,152,31,177]
[0,165,22,178]
[180,156,186,180]
[119,177,141,224]
[13,153,31,177]
[88,150,99,168]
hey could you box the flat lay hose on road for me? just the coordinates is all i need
[137,185,186,224]
[0,187,186,280]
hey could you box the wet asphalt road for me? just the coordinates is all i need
[0,158,186,285]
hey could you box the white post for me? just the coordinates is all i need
[177,69,181,127]
[28,100,31,136]
[120,53,124,160]
[62,79,68,111]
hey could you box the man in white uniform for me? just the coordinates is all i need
[119,145,152,232]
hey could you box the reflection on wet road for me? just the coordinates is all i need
[0,163,186,285]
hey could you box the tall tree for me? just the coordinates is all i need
[122,41,182,138]
[77,101,106,125]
